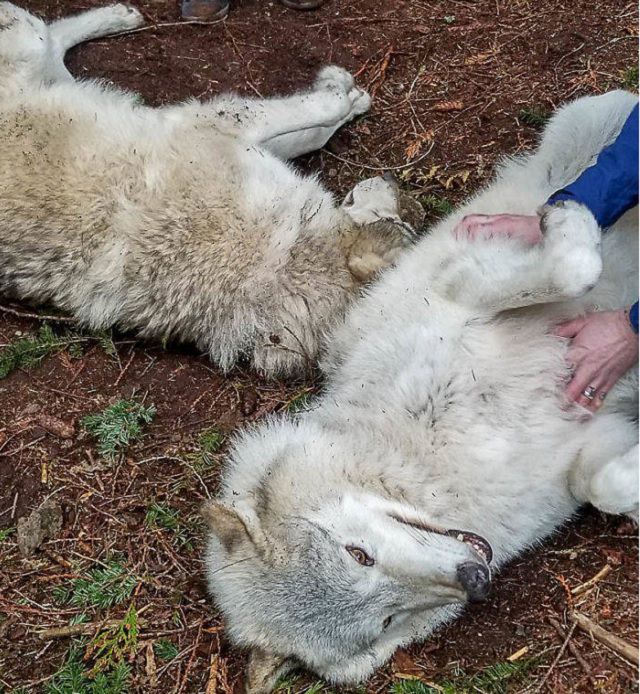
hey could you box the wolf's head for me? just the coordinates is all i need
[203,420,492,692]
[339,175,424,282]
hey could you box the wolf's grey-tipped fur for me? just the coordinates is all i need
[0,4,417,377]
[204,90,638,691]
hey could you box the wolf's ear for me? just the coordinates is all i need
[245,648,296,694]
[202,501,263,554]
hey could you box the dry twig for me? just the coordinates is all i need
[571,564,612,595]
[549,617,596,686]
[572,611,639,666]
[535,620,577,692]
[0,304,74,323]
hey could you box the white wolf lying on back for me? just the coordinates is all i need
[0,3,416,376]
[204,90,639,691]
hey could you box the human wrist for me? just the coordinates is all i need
[617,308,640,363]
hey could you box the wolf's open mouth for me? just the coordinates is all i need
[391,514,494,564]
[446,529,493,564]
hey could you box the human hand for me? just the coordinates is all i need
[453,214,543,245]
[555,309,639,411]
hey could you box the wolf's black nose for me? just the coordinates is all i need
[457,561,491,602]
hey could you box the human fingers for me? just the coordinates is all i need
[553,316,588,339]
[565,362,600,407]
[453,215,489,240]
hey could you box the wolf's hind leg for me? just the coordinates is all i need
[49,4,144,54]
[259,66,371,159]
[173,66,370,160]
[569,416,638,520]
[0,3,57,82]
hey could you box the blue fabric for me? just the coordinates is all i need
[548,103,639,338]
[548,103,639,229]
[630,302,639,334]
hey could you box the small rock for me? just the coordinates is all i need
[17,499,63,557]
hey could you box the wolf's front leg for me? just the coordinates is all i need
[261,66,371,159]
[0,3,145,86]
[433,201,602,313]
[49,4,143,53]
[172,66,370,159]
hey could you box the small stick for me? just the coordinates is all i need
[113,350,136,387]
[507,645,529,662]
[39,617,149,639]
[205,654,219,694]
[535,620,577,692]
[571,565,612,595]
[42,549,73,569]
[322,141,434,172]
[549,617,596,686]
[176,621,203,694]
[0,304,74,323]
[571,611,639,666]
[146,642,158,689]
[369,44,394,97]
[39,620,115,639]
[106,18,227,39]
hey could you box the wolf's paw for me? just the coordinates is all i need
[588,449,639,519]
[101,3,145,32]
[541,200,602,299]
[315,65,371,117]
[315,65,355,91]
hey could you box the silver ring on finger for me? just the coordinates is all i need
[582,385,597,401]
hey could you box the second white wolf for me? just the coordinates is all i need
[204,90,638,691]
[0,3,416,376]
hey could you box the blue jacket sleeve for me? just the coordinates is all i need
[630,302,638,334]
[548,103,639,229]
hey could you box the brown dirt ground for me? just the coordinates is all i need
[0,0,638,692]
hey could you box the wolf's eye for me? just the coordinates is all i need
[346,545,374,567]
[382,616,393,630]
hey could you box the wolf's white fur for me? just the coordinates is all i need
[204,90,639,690]
[0,3,419,376]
